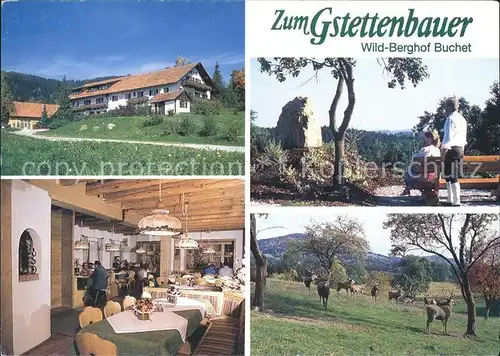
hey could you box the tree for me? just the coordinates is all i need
[250,213,285,311]
[290,215,369,275]
[392,256,432,296]
[29,87,44,103]
[38,105,50,128]
[258,57,429,184]
[52,76,74,122]
[227,68,245,111]
[384,213,499,337]
[329,258,348,286]
[1,71,15,126]
[469,245,500,319]
[175,55,190,67]
[368,271,393,291]
[473,81,499,154]
[211,62,225,99]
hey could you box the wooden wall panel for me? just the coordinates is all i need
[51,210,63,308]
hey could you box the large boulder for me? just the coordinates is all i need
[275,97,322,149]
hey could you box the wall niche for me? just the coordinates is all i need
[19,229,39,282]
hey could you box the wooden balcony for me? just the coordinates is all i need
[182,78,212,91]
[72,103,108,112]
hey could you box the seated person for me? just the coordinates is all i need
[203,264,217,276]
[79,262,91,277]
[401,130,441,196]
[218,263,234,278]
[85,260,109,306]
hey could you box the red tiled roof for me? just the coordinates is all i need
[149,91,185,103]
[11,101,59,119]
[69,63,204,100]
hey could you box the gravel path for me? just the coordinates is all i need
[13,130,245,153]
[375,185,498,206]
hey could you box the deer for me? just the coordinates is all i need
[337,278,354,295]
[371,284,380,301]
[303,271,316,292]
[424,296,437,305]
[316,275,330,309]
[426,291,455,335]
[388,290,402,301]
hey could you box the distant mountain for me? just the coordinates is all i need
[2,70,120,104]
[376,129,413,135]
[257,233,451,273]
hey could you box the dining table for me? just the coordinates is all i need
[70,297,205,356]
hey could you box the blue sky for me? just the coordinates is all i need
[251,58,499,131]
[1,1,244,81]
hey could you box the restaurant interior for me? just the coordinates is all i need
[0,179,245,356]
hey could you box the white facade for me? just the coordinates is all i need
[70,68,211,114]
[10,181,52,355]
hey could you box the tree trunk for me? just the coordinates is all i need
[462,275,477,337]
[334,136,345,186]
[250,214,267,311]
[484,294,492,320]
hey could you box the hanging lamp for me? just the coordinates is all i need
[105,223,120,252]
[176,194,198,250]
[138,180,182,236]
[136,241,146,254]
[201,232,215,254]
[74,221,90,250]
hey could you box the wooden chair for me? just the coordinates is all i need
[412,155,500,205]
[79,307,103,328]
[75,332,118,356]
[103,300,122,318]
[122,295,136,310]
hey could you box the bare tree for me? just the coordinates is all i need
[384,213,499,337]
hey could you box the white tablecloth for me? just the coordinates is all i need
[106,297,205,340]
[154,297,206,317]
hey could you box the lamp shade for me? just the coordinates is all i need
[138,209,182,236]
[105,242,119,252]
[203,245,215,254]
[136,247,146,254]
[74,240,89,250]
[176,234,198,250]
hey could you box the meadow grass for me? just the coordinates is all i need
[39,110,244,146]
[251,279,500,356]
[0,130,244,176]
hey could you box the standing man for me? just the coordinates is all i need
[441,96,467,206]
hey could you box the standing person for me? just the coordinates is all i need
[441,96,467,206]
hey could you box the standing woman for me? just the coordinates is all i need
[441,96,467,206]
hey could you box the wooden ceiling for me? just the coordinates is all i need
[59,179,244,233]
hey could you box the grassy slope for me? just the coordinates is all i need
[0,130,244,176]
[251,279,500,356]
[39,111,244,146]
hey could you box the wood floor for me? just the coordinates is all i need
[21,333,74,356]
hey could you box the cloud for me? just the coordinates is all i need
[198,52,244,66]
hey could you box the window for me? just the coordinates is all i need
[133,92,137,97]
[180,100,188,109]
[112,96,118,102]
[137,92,144,97]
[84,100,91,106]
[125,93,131,99]
[96,98,104,104]
[149,89,158,96]
[19,229,39,281]
[163,87,169,93]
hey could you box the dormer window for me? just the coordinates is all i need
[149,89,158,96]
[163,87,169,93]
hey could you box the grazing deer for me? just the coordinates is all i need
[303,272,317,291]
[337,278,354,295]
[371,284,380,301]
[426,292,455,335]
[316,277,330,309]
[388,290,402,301]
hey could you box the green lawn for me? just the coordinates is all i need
[39,111,244,146]
[251,279,500,356]
[0,130,244,176]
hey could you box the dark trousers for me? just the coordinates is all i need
[443,146,464,183]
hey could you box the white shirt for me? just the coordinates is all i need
[413,145,441,158]
[442,111,467,150]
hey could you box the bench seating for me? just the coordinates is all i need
[411,155,499,205]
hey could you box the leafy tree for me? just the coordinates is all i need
[29,87,44,103]
[38,105,50,128]
[329,258,348,286]
[175,55,190,67]
[392,256,432,296]
[384,213,499,337]
[52,76,74,122]
[472,81,499,154]
[227,68,245,111]
[344,260,368,284]
[1,71,15,126]
[258,57,429,184]
[291,215,369,274]
[211,62,225,99]
[469,245,500,319]
[368,271,393,291]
